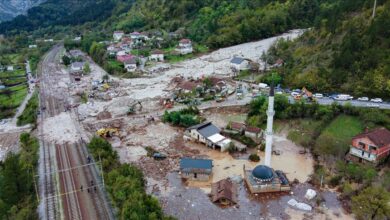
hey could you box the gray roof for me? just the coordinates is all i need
[72,62,84,68]
[187,122,220,138]
[180,158,212,173]
[230,57,245,64]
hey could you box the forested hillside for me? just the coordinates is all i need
[0,0,365,48]
[267,0,390,98]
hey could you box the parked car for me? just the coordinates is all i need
[357,97,369,101]
[291,91,300,97]
[333,94,353,101]
[153,153,167,160]
[367,103,380,108]
[371,98,383,103]
[313,93,323,98]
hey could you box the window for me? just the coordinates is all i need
[358,142,366,149]
[369,146,377,152]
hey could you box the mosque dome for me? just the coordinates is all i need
[252,165,274,181]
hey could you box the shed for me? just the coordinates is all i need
[210,178,238,206]
[180,158,212,181]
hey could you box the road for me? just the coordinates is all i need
[38,45,114,220]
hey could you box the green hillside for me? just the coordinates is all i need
[267,0,390,98]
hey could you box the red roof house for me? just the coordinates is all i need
[116,54,134,63]
[348,128,390,164]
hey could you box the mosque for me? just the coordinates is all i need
[244,85,291,193]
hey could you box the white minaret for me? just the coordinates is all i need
[264,84,275,167]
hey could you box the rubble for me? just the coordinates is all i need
[287,199,312,211]
[305,189,317,200]
[42,112,81,144]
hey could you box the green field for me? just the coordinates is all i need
[17,91,38,126]
[315,115,364,157]
[286,119,323,148]
[0,84,28,119]
[0,69,25,78]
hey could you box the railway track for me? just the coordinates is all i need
[38,45,115,220]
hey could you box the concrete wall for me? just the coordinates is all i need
[181,172,210,181]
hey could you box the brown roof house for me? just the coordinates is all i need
[347,127,390,164]
[210,178,238,206]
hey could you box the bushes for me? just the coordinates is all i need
[224,132,257,148]
[17,91,39,126]
[87,137,172,219]
[162,107,201,128]
[249,153,260,162]
[0,133,39,219]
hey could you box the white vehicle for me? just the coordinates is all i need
[258,83,269,89]
[276,91,283,95]
[313,93,323,98]
[357,97,369,101]
[333,94,353,101]
[371,98,383,103]
[291,91,300,97]
[367,103,380,108]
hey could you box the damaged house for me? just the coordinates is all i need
[210,178,238,206]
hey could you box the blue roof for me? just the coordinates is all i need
[180,158,212,172]
[230,57,245,64]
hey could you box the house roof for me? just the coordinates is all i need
[230,57,245,64]
[124,58,137,65]
[180,38,191,44]
[246,126,261,134]
[71,62,84,68]
[353,128,390,147]
[187,122,221,138]
[177,81,201,91]
[114,31,124,34]
[230,122,245,131]
[131,31,140,35]
[208,133,226,144]
[180,158,212,173]
[211,178,238,204]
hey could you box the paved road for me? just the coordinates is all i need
[38,45,114,220]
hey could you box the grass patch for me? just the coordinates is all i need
[165,53,194,63]
[314,115,364,157]
[0,84,28,119]
[0,69,25,78]
[286,119,323,147]
[17,91,39,126]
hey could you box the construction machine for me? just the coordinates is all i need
[96,128,119,138]
[293,87,316,102]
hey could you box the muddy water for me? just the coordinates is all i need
[160,173,348,220]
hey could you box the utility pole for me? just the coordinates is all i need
[372,0,377,19]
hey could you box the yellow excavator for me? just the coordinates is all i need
[294,87,316,102]
[96,128,119,138]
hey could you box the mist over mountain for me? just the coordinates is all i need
[0,0,46,22]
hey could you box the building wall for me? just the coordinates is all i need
[351,137,390,161]
[181,172,210,181]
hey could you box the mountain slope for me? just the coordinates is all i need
[268,0,390,98]
[0,0,46,22]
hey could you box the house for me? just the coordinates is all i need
[210,178,238,206]
[69,50,84,59]
[185,122,232,152]
[230,57,250,71]
[116,54,134,63]
[175,38,193,55]
[71,62,84,72]
[149,50,164,62]
[180,158,212,181]
[347,128,390,164]
[113,31,124,41]
[124,58,137,72]
[130,32,141,40]
[6,66,14,71]
[74,36,82,41]
[229,122,262,138]
[29,45,37,48]
[116,50,127,56]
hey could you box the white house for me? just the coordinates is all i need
[71,62,84,72]
[230,57,250,71]
[185,122,232,152]
[6,66,14,71]
[124,58,137,72]
[175,38,193,55]
[113,31,125,41]
[116,50,127,56]
[130,32,141,40]
[29,45,37,48]
[149,50,164,62]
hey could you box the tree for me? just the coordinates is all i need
[62,55,71,66]
[83,62,91,74]
[351,187,390,220]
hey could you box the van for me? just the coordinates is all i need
[333,94,353,101]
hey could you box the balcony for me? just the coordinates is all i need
[349,147,376,162]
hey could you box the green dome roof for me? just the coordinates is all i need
[252,165,274,180]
